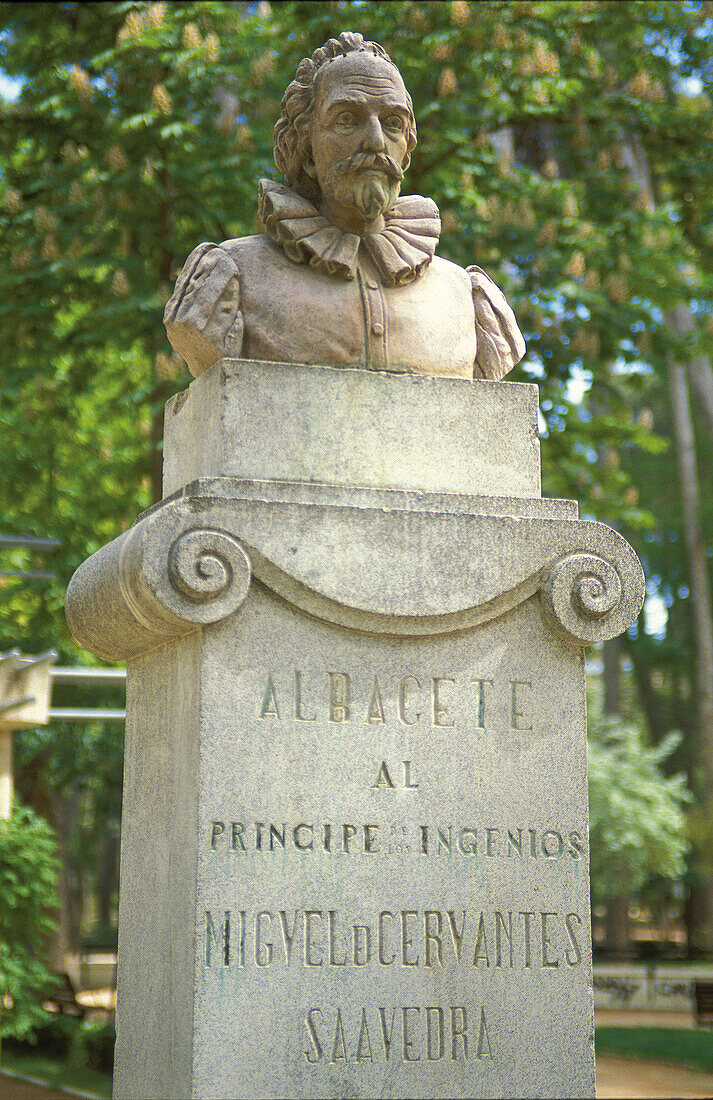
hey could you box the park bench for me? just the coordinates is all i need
[43,972,85,1020]
[694,980,713,1027]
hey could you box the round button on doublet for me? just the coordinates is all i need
[372,322,384,337]
[366,280,378,290]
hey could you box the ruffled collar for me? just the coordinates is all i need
[258,179,440,287]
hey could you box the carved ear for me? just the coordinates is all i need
[303,157,318,180]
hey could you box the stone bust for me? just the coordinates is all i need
[164,31,525,381]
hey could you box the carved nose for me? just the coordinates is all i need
[361,116,386,152]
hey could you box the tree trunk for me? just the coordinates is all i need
[615,128,713,956]
[687,354,713,450]
[603,636,621,716]
[667,315,713,802]
[663,302,713,449]
[667,320,713,955]
[616,132,713,449]
[604,894,631,959]
[625,644,669,745]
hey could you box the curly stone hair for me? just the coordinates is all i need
[273,31,418,206]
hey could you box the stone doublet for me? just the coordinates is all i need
[164,182,525,382]
[226,233,479,376]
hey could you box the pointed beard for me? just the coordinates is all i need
[343,173,400,221]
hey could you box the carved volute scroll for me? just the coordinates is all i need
[66,510,252,661]
[540,552,632,645]
[163,528,251,619]
[66,480,645,661]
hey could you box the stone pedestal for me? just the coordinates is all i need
[66,360,644,1100]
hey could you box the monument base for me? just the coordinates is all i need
[114,582,595,1098]
[65,362,644,1099]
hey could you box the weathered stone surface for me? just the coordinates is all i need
[110,583,596,1100]
[65,361,645,1098]
[162,360,541,499]
[67,473,641,661]
[112,633,200,1098]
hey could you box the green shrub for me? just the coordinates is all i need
[588,720,690,907]
[81,1020,115,1074]
[6,1014,115,1074]
[0,804,60,1041]
[6,1013,77,1061]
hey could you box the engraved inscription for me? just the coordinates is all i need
[203,908,584,971]
[256,669,535,733]
[371,761,419,789]
[303,1005,492,1064]
[509,679,533,730]
[208,820,585,861]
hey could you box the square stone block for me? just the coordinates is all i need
[162,360,542,500]
[113,584,595,1099]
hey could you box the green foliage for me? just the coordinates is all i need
[588,717,690,907]
[7,1013,115,1075]
[0,804,59,1040]
[3,0,710,534]
[81,1018,115,1074]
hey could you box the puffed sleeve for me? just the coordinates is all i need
[467,265,526,380]
[163,242,244,378]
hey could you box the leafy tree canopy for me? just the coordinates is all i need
[588,718,690,907]
[0,0,711,946]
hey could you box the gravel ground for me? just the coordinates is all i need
[596,1053,713,1098]
[3,1055,713,1099]
[0,1070,97,1099]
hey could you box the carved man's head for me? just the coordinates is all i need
[274,32,417,227]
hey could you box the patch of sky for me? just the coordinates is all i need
[680,76,704,94]
[644,582,668,639]
[575,441,598,464]
[0,72,22,101]
[645,18,710,85]
[586,652,603,676]
[525,355,545,379]
[565,364,592,404]
[610,355,653,377]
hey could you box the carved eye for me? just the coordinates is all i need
[334,110,357,127]
[383,114,405,133]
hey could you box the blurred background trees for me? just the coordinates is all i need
[0,0,711,961]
